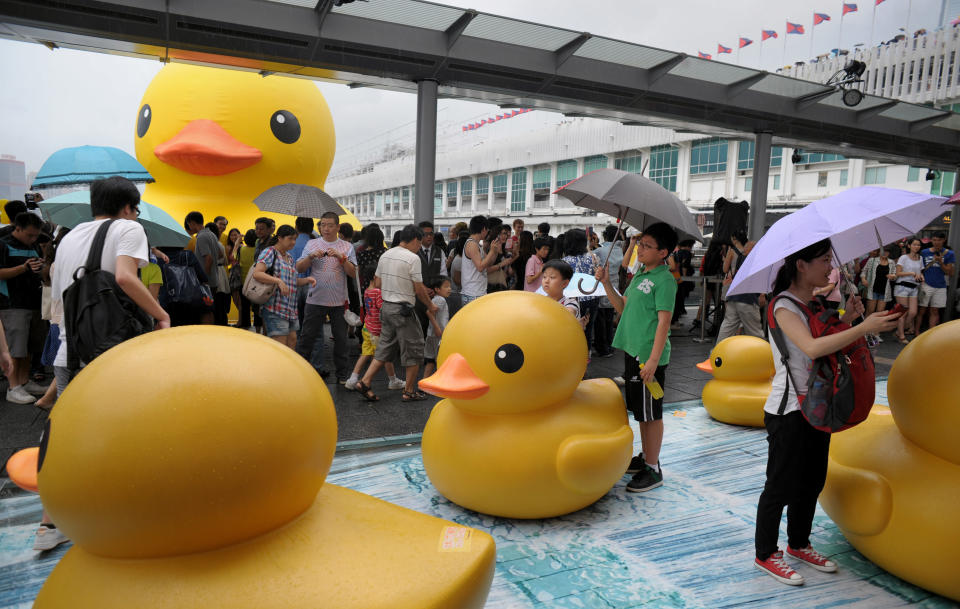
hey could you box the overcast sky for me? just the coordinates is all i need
[0,0,944,177]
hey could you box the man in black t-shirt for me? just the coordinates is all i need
[0,213,46,404]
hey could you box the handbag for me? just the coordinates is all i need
[344,309,362,327]
[242,249,278,305]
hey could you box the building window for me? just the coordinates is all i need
[375,192,383,217]
[492,173,508,194]
[773,174,781,190]
[532,166,551,189]
[744,177,753,191]
[583,154,608,174]
[689,138,727,175]
[907,167,921,182]
[864,166,886,185]
[447,181,458,208]
[649,144,679,191]
[614,154,642,174]
[737,142,784,170]
[461,177,472,197]
[476,176,489,196]
[434,182,442,215]
[818,172,828,187]
[402,187,410,212]
[839,169,848,186]
[930,171,956,196]
[392,188,399,215]
[511,168,527,212]
[556,160,578,188]
[797,151,845,164]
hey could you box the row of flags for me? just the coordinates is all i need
[461,108,532,132]
[698,1,887,60]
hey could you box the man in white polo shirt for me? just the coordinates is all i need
[355,224,437,402]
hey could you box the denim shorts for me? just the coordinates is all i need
[261,308,299,337]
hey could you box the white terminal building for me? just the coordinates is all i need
[327,26,960,239]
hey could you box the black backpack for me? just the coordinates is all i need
[63,219,154,370]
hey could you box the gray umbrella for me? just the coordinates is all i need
[253,183,345,218]
[555,168,704,293]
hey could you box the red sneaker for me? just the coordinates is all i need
[755,551,805,585]
[787,544,838,572]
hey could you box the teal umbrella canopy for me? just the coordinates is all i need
[31,146,153,189]
[38,191,190,247]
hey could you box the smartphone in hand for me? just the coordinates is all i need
[888,303,907,316]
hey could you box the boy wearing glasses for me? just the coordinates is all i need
[595,222,677,492]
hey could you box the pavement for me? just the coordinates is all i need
[0,304,912,474]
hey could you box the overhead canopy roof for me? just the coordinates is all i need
[2,0,960,170]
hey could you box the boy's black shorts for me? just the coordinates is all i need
[624,352,667,423]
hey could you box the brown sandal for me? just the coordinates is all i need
[355,380,380,402]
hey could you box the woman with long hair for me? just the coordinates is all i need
[754,239,900,586]
[511,230,535,290]
[892,237,923,343]
[860,247,895,318]
[225,227,243,311]
[562,228,600,344]
[356,225,386,295]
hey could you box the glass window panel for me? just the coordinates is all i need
[511,168,527,212]
[864,167,887,185]
[461,177,472,196]
[434,182,443,215]
[583,154,608,173]
[690,138,727,175]
[907,167,921,182]
[492,173,508,193]
[476,176,489,195]
[797,151,846,164]
[533,167,552,188]
[773,174,781,190]
[649,144,678,191]
[839,169,848,186]
[614,155,642,174]
[556,160,578,187]
[738,141,754,171]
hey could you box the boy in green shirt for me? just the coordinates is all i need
[596,222,677,492]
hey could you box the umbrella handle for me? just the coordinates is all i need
[578,276,601,295]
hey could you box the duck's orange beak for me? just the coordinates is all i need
[696,358,713,373]
[154,119,262,176]
[419,353,489,399]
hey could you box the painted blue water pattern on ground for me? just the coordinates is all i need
[1,379,956,608]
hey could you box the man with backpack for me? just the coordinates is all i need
[716,230,764,342]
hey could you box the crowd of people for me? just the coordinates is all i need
[2,176,956,579]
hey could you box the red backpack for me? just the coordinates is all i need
[767,294,875,433]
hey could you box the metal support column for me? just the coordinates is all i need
[748,131,772,242]
[414,79,438,225]
[944,167,960,321]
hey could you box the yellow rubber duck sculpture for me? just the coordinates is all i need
[419,291,634,519]
[696,336,774,427]
[134,63,361,231]
[34,327,494,609]
[819,320,960,602]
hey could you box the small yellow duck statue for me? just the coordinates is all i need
[34,327,494,609]
[419,291,634,519]
[696,336,774,427]
[819,320,960,602]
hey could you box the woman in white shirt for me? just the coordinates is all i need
[893,237,923,344]
[754,238,900,587]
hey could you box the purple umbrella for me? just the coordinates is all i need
[727,186,949,296]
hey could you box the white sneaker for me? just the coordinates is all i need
[388,377,406,390]
[6,386,36,404]
[612,376,626,387]
[33,524,69,551]
[23,380,49,395]
[343,377,359,391]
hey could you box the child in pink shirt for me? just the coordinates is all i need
[524,238,551,292]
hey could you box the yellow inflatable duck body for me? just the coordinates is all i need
[419,291,633,519]
[35,327,494,609]
[135,63,361,231]
[696,336,774,427]
[819,320,960,602]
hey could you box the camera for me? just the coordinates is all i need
[23,192,42,209]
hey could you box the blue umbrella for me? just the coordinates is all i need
[38,191,190,247]
[31,146,153,189]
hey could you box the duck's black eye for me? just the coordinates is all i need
[714,357,723,368]
[494,343,524,373]
[137,104,151,138]
[270,110,300,144]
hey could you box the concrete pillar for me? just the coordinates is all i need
[748,132,772,241]
[725,141,738,199]
[549,161,558,209]
[414,80,438,224]
[525,165,534,214]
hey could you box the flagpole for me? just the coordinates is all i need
[869,1,877,51]
[906,0,913,37]
[838,5,844,58]
[759,35,764,70]
[810,13,816,59]
[782,22,788,68]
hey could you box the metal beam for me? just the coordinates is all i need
[748,132,772,241]
[725,73,767,98]
[414,79,438,225]
[554,32,591,69]
[855,100,898,121]
[909,112,952,133]
[444,9,476,51]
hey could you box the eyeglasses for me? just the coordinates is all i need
[637,240,660,250]
[132,206,141,217]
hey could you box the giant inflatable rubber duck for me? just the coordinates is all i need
[134,63,360,231]
[819,320,960,602]
[419,291,634,519]
[34,327,494,609]
[696,336,774,427]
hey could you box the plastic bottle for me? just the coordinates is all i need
[637,363,664,399]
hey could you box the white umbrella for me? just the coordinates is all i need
[535,272,608,298]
